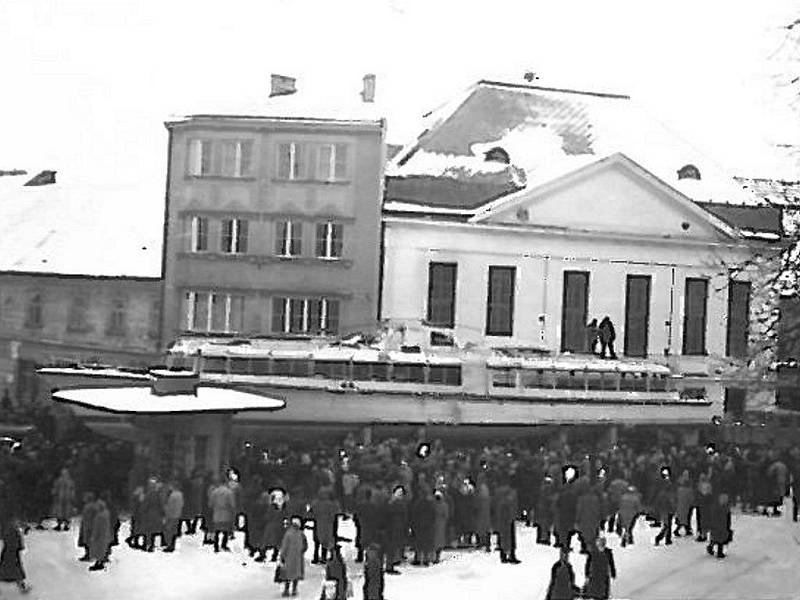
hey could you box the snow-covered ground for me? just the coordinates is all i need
[6,500,800,600]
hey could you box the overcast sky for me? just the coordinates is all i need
[1,0,798,191]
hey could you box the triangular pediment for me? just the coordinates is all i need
[471,153,739,241]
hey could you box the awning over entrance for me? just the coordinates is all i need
[52,385,285,415]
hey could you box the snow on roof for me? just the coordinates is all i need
[168,85,386,126]
[0,173,163,278]
[53,385,285,415]
[388,80,760,212]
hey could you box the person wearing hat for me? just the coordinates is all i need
[545,546,578,600]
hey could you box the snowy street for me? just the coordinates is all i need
[6,501,800,600]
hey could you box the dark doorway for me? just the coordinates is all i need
[624,275,651,357]
[561,271,589,352]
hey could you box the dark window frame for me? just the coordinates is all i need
[485,266,515,336]
[682,278,709,356]
[624,274,651,358]
[726,280,751,359]
[427,262,457,328]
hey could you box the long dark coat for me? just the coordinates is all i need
[0,525,25,582]
[708,501,732,545]
[474,485,492,534]
[494,486,518,553]
[89,502,112,561]
[584,548,616,600]
[384,498,408,559]
[356,498,378,548]
[575,491,602,545]
[140,489,165,536]
[362,547,385,600]
[411,496,436,553]
[51,473,75,520]
[262,502,288,549]
[432,495,449,551]
[545,559,577,600]
[311,497,341,549]
[556,485,578,535]
[78,500,99,548]
[324,552,348,600]
[278,525,308,582]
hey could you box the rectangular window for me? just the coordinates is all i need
[188,139,212,176]
[189,216,208,252]
[276,221,302,256]
[277,142,307,180]
[271,297,339,334]
[624,275,651,358]
[184,291,244,333]
[726,280,751,359]
[277,142,348,181]
[221,218,248,254]
[561,271,589,352]
[67,294,90,332]
[724,387,746,417]
[25,293,43,329]
[315,222,343,259]
[682,278,708,356]
[219,140,254,177]
[427,262,457,328]
[486,266,515,336]
[106,296,127,336]
[317,143,349,181]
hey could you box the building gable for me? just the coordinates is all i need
[473,154,738,241]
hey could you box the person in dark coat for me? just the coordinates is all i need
[545,546,578,600]
[323,545,348,600]
[618,485,642,547]
[674,472,695,537]
[706,493,732,559]
[100,490,120,554]
[653,469,676,546]
[140,479,165,552]
[495,483,521,564]
[384,486,408,574]
[555,476,578,549]
[585,319,599,354]
[575,485,602,554]
[0,517,31,594]
[695,474,713,542]
[536,476,556,545]
[432,488,449,563]
[311,487,341,564]
[126,485,145,549]
[362,543,385,600]
[583,536,616,600]
[259,488,288,562]
[88,499,112,571]
[186,469,206,535]
[78,492,98,561]
[51,467,75,531]
[410,490,436,565]
[474,478,493,552]
[278,516,308,597]
[597,317,617,359]
[242,474,264,556]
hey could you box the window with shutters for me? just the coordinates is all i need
[187,139,253,178]
[726,280,751,359]
[271,297,340,334]
[682,278,708,356]
[485,266,515,336]
[315,222,343,259]
[276,221,302,256]
[221,218,248,254]
[427,262,457,328]
[188,216,209,252]
[183,291,245,333]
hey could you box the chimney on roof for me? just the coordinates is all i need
[270,74,297,97]
[24,170,56,186]
[361,74,376,103]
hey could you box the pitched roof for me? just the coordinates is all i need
[694,202,783,240]
[388,79,759,213]
[0,172,163,278]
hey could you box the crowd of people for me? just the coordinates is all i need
[2,419,800,598]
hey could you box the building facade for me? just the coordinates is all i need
[0,170,164,405]
[161,94,386,346]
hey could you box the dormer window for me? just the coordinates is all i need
[677,164,701,180]
[484,147,510,164]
